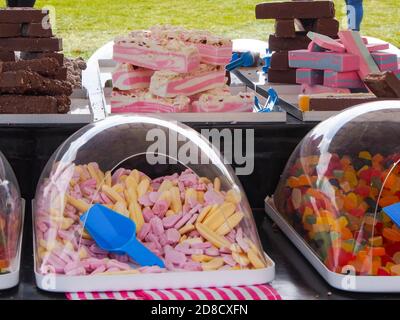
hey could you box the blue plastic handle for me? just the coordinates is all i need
[383,202,400,228]
[80,204,165,268]
[226,51,255,71]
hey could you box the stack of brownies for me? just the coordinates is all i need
[256,0,339,84]
[0,7,72,114]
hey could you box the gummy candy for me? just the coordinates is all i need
[276,150,400,276]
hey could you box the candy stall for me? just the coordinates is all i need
[0,0,399,301]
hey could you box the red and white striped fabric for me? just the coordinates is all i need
[66,284,281,300]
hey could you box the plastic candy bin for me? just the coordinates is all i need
[266,100,400,292]
[34,115,275,292]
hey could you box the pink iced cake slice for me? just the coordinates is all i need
[191,88,254,112]
[113,31,200,73]
[150,64,226,98]
[112,63,155,90]
[151,25,232,66]
[111,89,190,113]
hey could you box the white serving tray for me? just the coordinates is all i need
[0,199,25,290]
[99,58,287,123]
[264,196,400,293]
[33,200,275,293]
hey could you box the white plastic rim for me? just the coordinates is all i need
[0,199,25,290]
[34,256,274,293]
[33,201,275,293]
[265,196,400,293]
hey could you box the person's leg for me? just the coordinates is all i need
[345,0,364,31]
[5,0,19,6]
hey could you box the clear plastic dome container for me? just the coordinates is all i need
[34,115,273,292]
[0,151,22,279]
[274,101,400,280]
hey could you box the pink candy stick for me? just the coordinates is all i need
[323,70,364,88]
[301,84,351,94]
[296,68,324,85]
[205,247,219,256]
[371,52,399,72]
[307,31,346,53]
[367,43,390,52]
[65,267,86,276]
[222,254,236,267]
[152,199,169,216]
[338,30,380,79]
[166,228,180,244]
[165,248,186,266]
[150,216,164,236]
[288,50,359,72]
[112,63,154,91]
[137,222,151,240]
[91,265,107,275]
[174,213,193,229]
[106,259,131,270]
[162,213,183,228]
[139,194,153,207]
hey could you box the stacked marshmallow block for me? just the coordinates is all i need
[289,31,400,94]
[111,26,254,113]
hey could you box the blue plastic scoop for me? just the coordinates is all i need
[383,202,400,228]
[80,204,165,268]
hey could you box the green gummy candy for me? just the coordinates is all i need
[333,170,344,179]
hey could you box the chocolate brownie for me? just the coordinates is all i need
[0,70,72,96]
[256,1,335,19]
[0,24,22,38]
[22,23,53,38]
[0,95,70,114]
[0,37,62,52]
[0,8,49,24]
[0,51,15,62]
[0,57,61,77]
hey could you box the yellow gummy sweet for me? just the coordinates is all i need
[359,151,372,161]
[202,257,224,271]
[368,236,383,247]
[192,254,214,262]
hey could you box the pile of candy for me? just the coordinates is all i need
[111,25,254,113]
[35,165,267,276]
[275,151,400,276]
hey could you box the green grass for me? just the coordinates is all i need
[34,0,400,59]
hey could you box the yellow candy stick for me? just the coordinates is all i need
[215,211,244,236]
[170,187,182,213]
[137,179,150,198]
[158,180,173,193]
[197,205,212,223]
[248,249,266,269]
[179,224,195,235]
[213,177,221,192]
[191,254,214,262]
[87,163,101,185]
[102,185,125,204]
[232,252,250,266]
[204,202,236,231]
[104,171,112,187]
[66,194,90,213]
[196,222,231,249]
[202,257,224,271]
[114,201,129,217]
